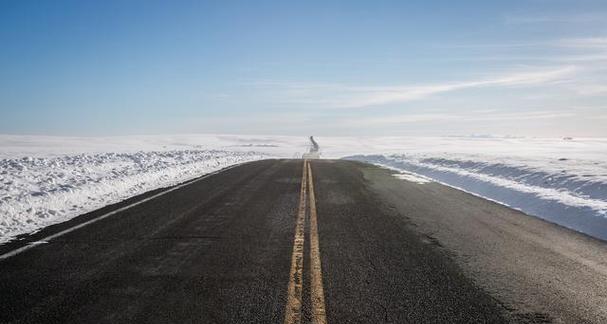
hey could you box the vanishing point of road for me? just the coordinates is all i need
[1,160,606,323]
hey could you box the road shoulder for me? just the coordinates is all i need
[361,161,607,323]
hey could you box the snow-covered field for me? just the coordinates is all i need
[333,136,607,241]
[1,134,607,243]
[0,134,308,243]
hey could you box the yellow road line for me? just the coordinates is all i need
[284,160,308,324]
[307,162,328,324]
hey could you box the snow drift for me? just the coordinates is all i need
[0,134,315,244]
[0,150,267,243]
[346,153,607,241]
[1,134,607,243]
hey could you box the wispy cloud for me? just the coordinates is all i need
[570,84,607,96]
[430,54,607,63]
[439,36,607,51]
[504,13,607,24]
[255,66,577,109]
[558,37,607,49]
[342,110,576,127]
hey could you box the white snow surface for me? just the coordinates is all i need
[393,172,433,184]
[0,134,311,243]
[335,136,607,240]
[2,134,607,242]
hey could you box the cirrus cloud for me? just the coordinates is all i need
[253,66,577,109]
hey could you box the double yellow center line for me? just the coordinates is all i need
[284,160,327,324]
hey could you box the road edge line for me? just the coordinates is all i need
[0,161,247,261]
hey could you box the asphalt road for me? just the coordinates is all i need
[1,159,604,323]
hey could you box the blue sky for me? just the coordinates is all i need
[1,0,606,136]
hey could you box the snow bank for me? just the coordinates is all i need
[0,150,268,243]
[346,151,607,241]
[2,134,607,243]
[326,136,607,240]
[0,134,313,243]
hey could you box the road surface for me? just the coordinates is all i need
[1,159,606,323]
